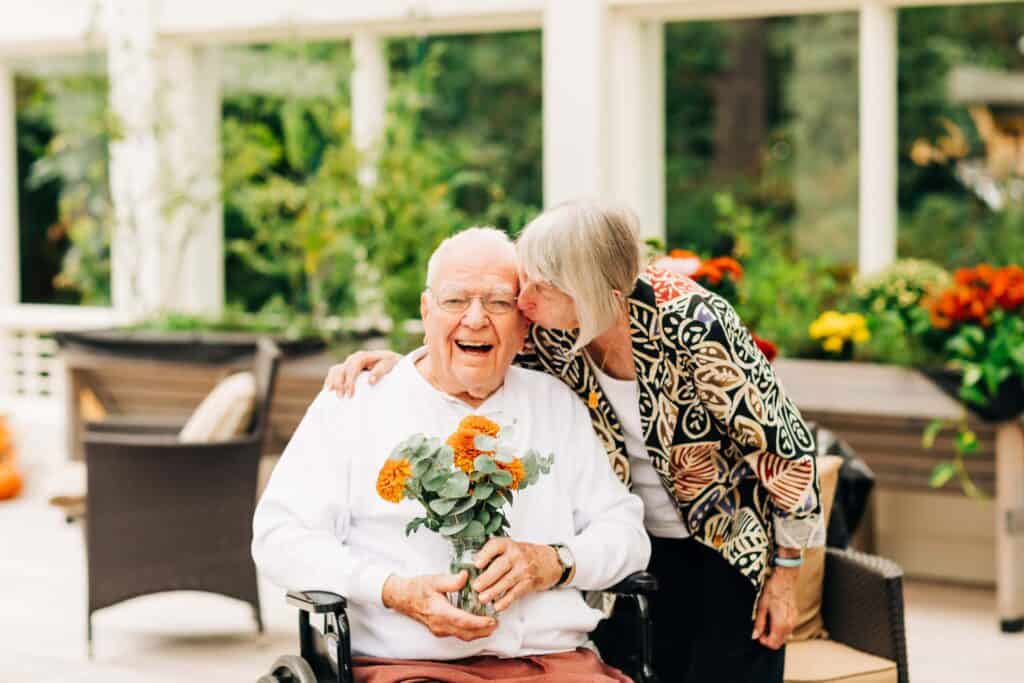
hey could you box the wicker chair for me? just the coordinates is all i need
[80,338,281,657]
[821,547,908,683]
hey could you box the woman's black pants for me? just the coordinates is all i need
[597,536,785,682]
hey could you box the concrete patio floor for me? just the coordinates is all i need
[3,452,1024,682]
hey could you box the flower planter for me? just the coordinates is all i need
[920,367,1024,424]
[53,329,326,364]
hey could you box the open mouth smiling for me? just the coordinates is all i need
[455,341,494,354]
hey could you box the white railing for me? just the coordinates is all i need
[0,304,136,404]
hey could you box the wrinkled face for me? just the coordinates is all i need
[516,269,579,331]
[421,248,529,400]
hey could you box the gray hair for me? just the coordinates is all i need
[425,226,517,288]
[516,199,642,352]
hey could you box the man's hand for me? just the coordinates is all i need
[472,538,563,612]
[382,572,497,641]
[752,564,799,650]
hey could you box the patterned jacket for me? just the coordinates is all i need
[517,266,821,595]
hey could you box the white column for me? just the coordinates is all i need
[543,0,608,205]
[608,17,665,242]
[858,1,898,275]
[351,33,388,188]
[161,43,224,316]
[106,0,162,316]
[0,64,17,399]
[0,64,16,308]
[107,0,223,317]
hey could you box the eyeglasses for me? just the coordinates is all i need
[429,288,518,315]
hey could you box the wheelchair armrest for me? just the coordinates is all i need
[604,571,658,597]
[286,590,348,614]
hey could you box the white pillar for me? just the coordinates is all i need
[0,63,17,308]
[161,43,224,317]
[0,64,17,399]
[608,17,665,242]
[858,2,898,275]
[351,34,388,188]
[543,0,608,205]
[107,0,162,315]
[106,0,223,317]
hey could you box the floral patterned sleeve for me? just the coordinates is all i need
[692,303,823,549]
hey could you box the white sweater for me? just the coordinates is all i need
[252,354,650,660]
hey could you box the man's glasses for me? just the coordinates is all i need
[429,288,518,315]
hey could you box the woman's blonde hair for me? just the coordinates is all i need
[517,199,642,352]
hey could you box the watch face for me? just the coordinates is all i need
[557,545,574,568]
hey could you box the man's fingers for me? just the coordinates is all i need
[473,556,512,593]
[493,582,528,613]
[433,571,469,593]
[478,569,519,605]
[473,537,509,570]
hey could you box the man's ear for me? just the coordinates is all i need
[420,291,430,324]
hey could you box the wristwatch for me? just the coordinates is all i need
[550,544,576,587]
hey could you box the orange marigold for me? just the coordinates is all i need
[376,458,412,503]
[499,458,526,490]
[446,429,485,473]
[457,415,500,437]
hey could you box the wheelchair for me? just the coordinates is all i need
[257,571,659,683]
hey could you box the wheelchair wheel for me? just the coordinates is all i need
[259,654,318,683]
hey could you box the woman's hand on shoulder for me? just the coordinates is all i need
[323,350,402,397]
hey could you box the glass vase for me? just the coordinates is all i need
[447,536,495,617]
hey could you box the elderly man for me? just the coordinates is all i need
[252,227,650,682]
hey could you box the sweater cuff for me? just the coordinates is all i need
[349,562,399,609]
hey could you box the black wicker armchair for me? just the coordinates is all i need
[80,338,281,657]
[821,547,908,683]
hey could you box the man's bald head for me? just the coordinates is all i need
[425,227,518,289]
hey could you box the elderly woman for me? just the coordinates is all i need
[326,200,823,682]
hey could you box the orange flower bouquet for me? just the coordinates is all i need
[376,415,553,616]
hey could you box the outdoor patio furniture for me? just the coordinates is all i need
[259,571,660,683]
[79,338,282,657]
[785,547,908,683]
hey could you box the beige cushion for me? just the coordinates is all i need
[791,455,844,641]
[179,371,257,443]
[785,639,897,683]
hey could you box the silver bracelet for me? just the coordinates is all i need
[772,554,804,568]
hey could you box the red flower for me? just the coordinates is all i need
[752,333,778,362]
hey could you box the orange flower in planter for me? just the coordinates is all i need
[927,264,1024,329]
[376,458,412,503]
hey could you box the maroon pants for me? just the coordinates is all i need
[353,647,632,683]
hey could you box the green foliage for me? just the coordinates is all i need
[19,70,112,304]
[922,417,987,500]
[899,195,1024,268]
[942,311,1024,408]
[848,259,951,365]
[707,193,846,357]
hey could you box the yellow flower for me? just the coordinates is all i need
[376,458,412,503]
[823,336,844,353]
[852,328,870,344]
